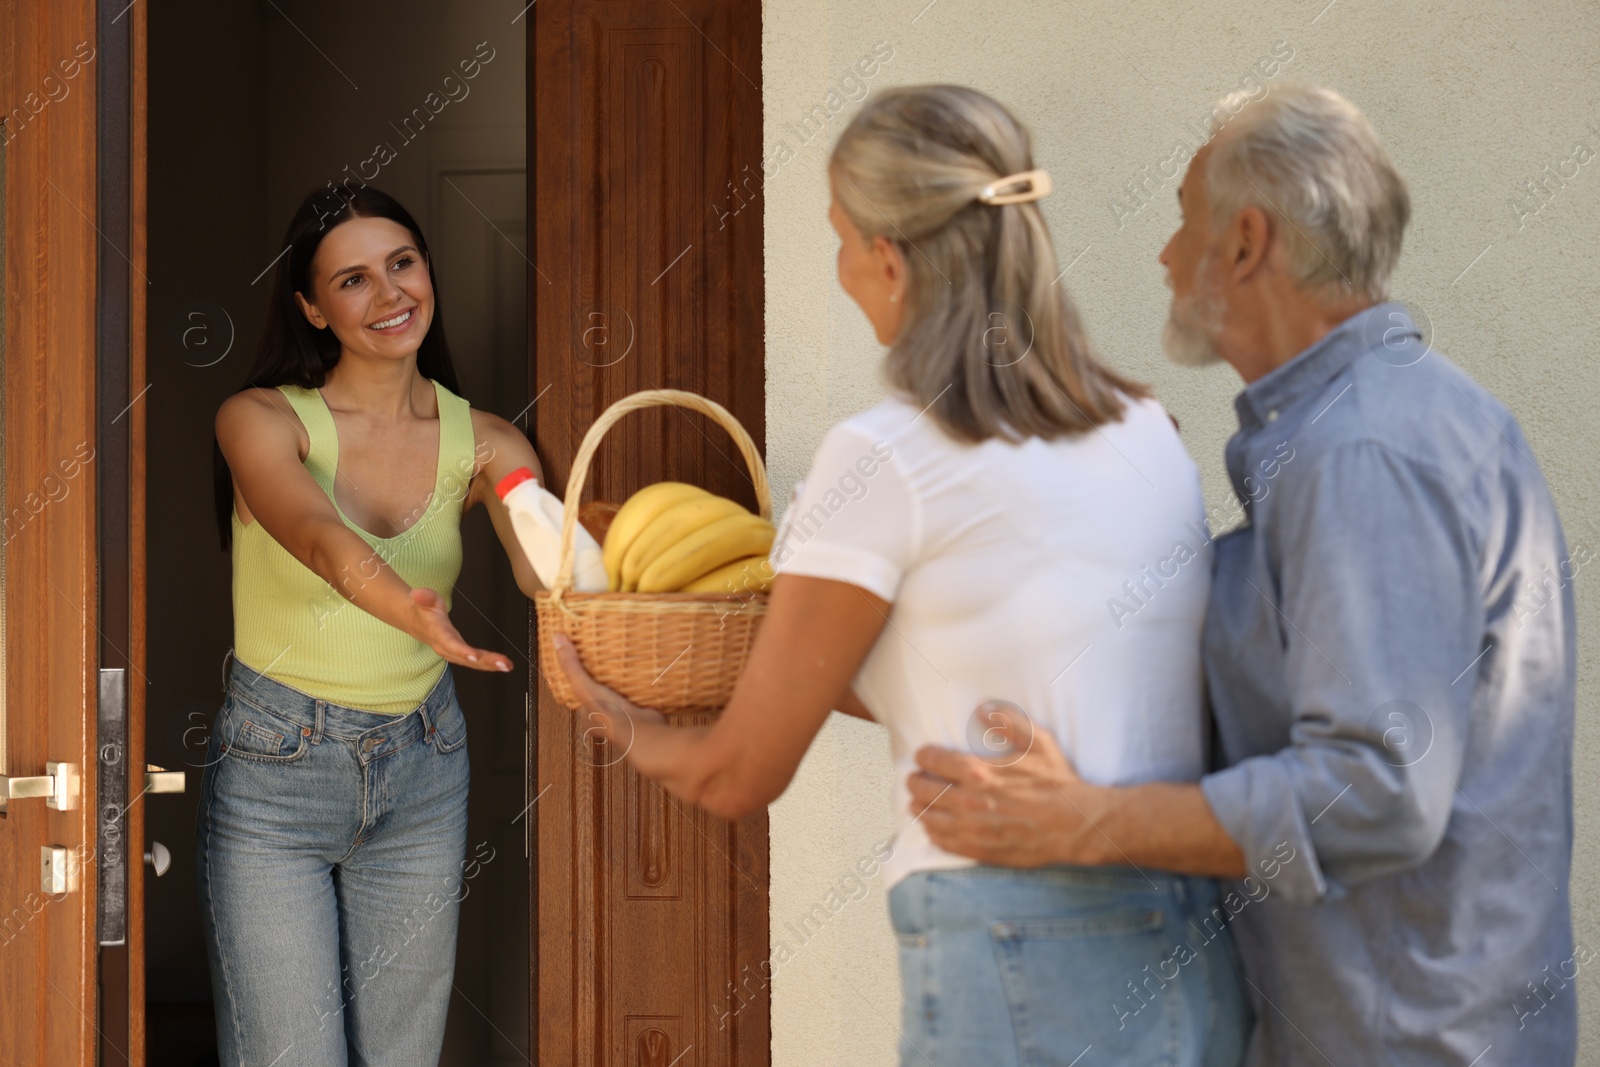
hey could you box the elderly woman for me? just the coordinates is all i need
[558,84,1248,1066]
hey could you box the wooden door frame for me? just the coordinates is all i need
[0,0,131,1063]
[529,2,770,1064]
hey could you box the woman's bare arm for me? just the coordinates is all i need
[217,388,512,671]
[556,574,890,819]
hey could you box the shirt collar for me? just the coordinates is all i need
[1232,301,1416,431]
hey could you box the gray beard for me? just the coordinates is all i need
[1162,261,1225,367]
[1162,311,1222,367]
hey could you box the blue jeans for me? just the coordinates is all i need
[889,865,1250,1067]
[195,653,472,1067]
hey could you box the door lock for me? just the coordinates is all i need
[0,762,80,812]
[42,845,84,895]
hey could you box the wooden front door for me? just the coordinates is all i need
[0,0,150,1063]
[530,1,770,1063]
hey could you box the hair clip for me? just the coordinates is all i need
[977,168,1052,205]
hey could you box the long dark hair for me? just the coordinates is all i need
[213,186,463,549]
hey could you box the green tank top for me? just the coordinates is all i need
[230,378,477,714]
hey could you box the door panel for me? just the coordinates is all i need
[0,1,104,1064]
[531,1,769,1064]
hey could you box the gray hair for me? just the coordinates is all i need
[1205,82,1410,302]
[829,84,1146,443]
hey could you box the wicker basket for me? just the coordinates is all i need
[535,389,772,713]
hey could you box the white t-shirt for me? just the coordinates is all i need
[771,393,1212,889]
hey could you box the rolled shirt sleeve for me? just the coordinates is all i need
[1200,440,1484,903]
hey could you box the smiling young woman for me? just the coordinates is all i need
[199,186,543,1065]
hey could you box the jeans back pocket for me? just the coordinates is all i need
[991,906,1184,1067]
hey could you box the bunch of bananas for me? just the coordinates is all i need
[601,482,776,595]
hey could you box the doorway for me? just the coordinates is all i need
[143,3,531,1063]
[136,1,768,1063]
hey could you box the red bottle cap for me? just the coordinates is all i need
[495,467,537,500]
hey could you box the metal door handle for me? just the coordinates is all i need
[1,775,53,800]
[0,762,80,812]
[145,841,172,877]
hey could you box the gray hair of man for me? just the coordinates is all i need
[1204,81,1410,303]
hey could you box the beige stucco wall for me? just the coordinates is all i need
[762,2,1600,1064]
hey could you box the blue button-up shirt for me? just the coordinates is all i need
[1198,303,1578,1066]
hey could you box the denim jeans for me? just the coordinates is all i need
[889,865,1250,1067]
[195,652,471,1067]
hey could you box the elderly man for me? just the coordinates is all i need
[910,83,1578,1066]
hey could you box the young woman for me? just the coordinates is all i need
[200,186,542,1065]
[557,86,1249,1066]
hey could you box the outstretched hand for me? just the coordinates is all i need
[410,586,514,672]
[907,701,1109,868]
